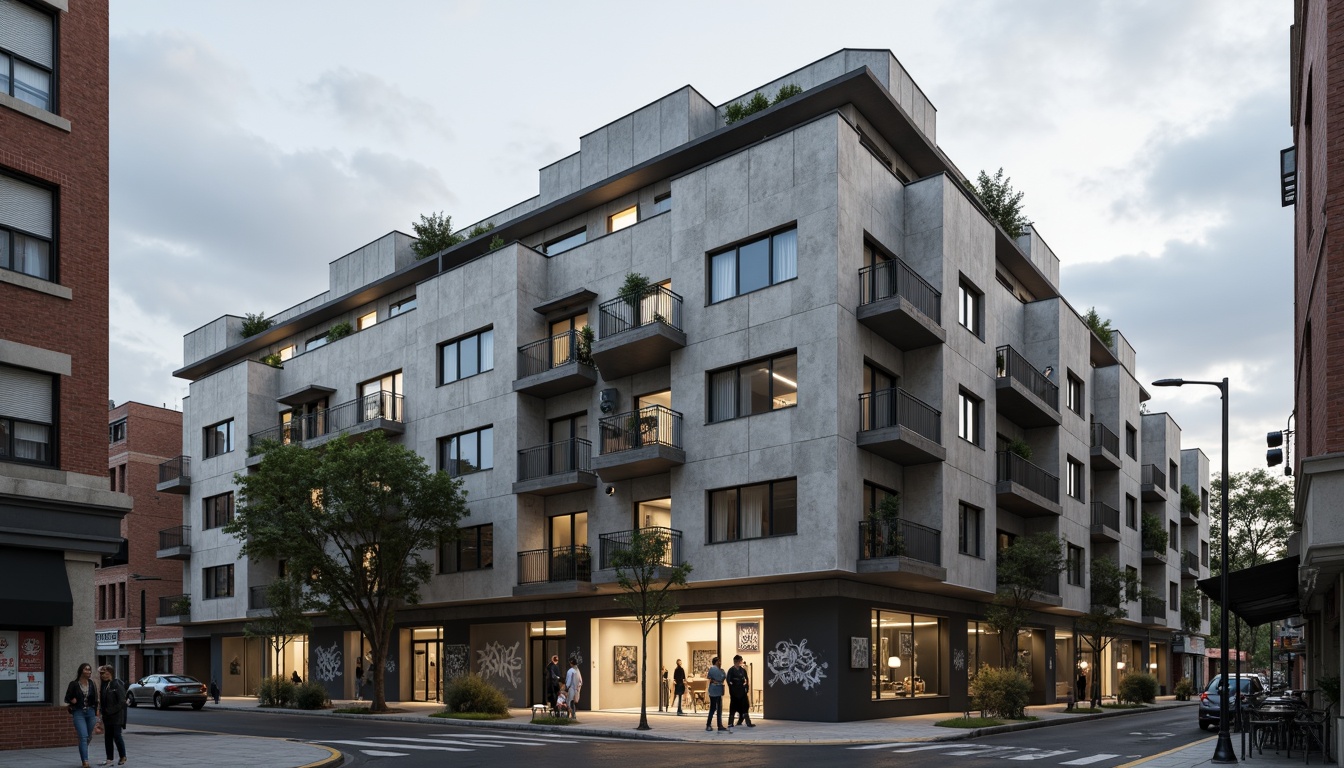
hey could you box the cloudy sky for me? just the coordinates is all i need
[107,0,1294,475]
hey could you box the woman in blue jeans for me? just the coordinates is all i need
[64,662,99,768]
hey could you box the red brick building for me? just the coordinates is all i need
[0,0,131,751]
[97,403,184,684]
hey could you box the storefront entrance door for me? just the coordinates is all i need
[412,639,441,701]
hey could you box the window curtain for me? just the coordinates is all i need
[13,421,48,461]
[479,330,494,372]
[772,229,797,283]
[711,251,736,303]
[710,489,736,543]
[13,234,48,279]
[740,484,768,539]
[709,369,737,422]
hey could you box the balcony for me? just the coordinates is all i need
[156,526,191,560]
[856,388,945,465]
[1090,502,1121,543]
[157,594,190,625]
[513,545,592,596]
[1180,501,1199,526]
[1140,464,1167,501]
[512,438,597,496]
[1089,423,1121,470]
[156,455,191,494]
[597,527,684,571]
[513,331,598,398]
[856,519,947,581]
[1141,597,1166,625]
[1180,550,1200,578]
[591,405,685,482]
[855,260,945,350]
[590,286,686,379]
[247,390,405,464]
[247,585,271,618]
[1141,545,1167,565]
[995,345,1060,427]
[995,451,1062,517]
[1033,573,1064,607]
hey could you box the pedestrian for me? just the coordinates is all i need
[727,655,754,727]
[673,659,687,715]
[659,664,669,711]
[705,656,729,732]
[64,661,99,768]
[209,678,220,704]
[556,684,570,717]
[546,654,562,713]
[355,661,364,702]
[565,657,584,719]
[1076,669,1087,705]
[97,664,127,766]
[291,670,302,685]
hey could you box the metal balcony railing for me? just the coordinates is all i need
[859,519,941,565]
[158,525,190,550]
[517,330,592,378]
[1143,597,1166,617]
[1142,463,1166,490]
[996,451,1060,502]
[517,438,593,481]
[159,594,190,617]
[598,405,683,454]
[248,390,404,451]
[858,387,942,442]
[857,259,941,321]
[598,527,683,570]
[1091,501,1120,530]
[1090,423,1119,455]
[517,545,592,584]
[158,455,191,484]
[248,585,269,611]
[1181,550,1200,572]
[995,345,1060,410]
[597,286,683,337]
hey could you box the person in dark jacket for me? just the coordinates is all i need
[64,662,99,768]
[545,655,562,713]
[98,665,127,765]
[727,655,754,727]
[673,659,687,715]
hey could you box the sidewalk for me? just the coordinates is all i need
[1126,734,1322,768]
[0,725,338,768]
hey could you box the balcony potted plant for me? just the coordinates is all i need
[1140,513,1167,554]
[327,321,353,343]
[576,325,595,365]
[1007,438,1032,461]
[872,493,903,557]
[170,596,191,616]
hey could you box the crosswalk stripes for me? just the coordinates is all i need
[314,730,620,759]
[846,742,1122,766]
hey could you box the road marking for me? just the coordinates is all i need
[360,750,409,757]
[879,744,965,752]
[1060,754,1120,765]
[945,746,1018,756]
[315,740,472,752]
[1006,749,1077,760]
[370,736,507,748]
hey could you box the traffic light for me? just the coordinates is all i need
[1267,431,1283,467]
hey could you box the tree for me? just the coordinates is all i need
[1179,588,1203,636]
[240,312,273,338]
[985,532,1064,664]
[1076,558,1144,706]
[225,431,467,712]
[973,168,1030,238]
[466,222,494,240]
[410,211,465,259]
[609,527,692,730]
[244,576,312,680]
[1082,307,1114,348]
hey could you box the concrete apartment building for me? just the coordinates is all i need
[0,0,132,750]
[96,402,185,685]
[167,49,1209,721]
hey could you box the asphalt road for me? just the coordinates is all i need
[124,705,1210,768]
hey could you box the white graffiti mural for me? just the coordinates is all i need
[314,642,342,682]
[385,654,397,673]
[953,649,967,672]
[477,640,523,688]
[443,644,470,682]
[766,638,828,690]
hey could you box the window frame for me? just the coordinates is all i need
[202,564,234,599]
[438,426,494,477]
[1126,494,1138,529]
[389,296,417,316]
[1125,423,1138,459]
[0,1,56,113]
[706,350,798,423]
[958,502,984,558]
[0,170,58,283]
[1169,460,1179,490]
[957,389,983,446]
[357,310,377,331]
[202,419,234,459]
[650,192,672,216]
[543,228,587,256]
[1066,544,1085,586]
[607,205,638,233]
[438,327,495,385]
[706,225,798,304]
[439,524,494,574]
[707,478,798,544]
[109,418,127,444]
[1066,457,1085,500]
[1066,372,1084,416]
[957,277,983,338]
[202,492,234,530]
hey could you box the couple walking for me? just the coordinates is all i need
[545,654,583,718]
[705,655,754,732]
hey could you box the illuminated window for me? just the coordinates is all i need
[707,352,797,422]
[608,205,638,233]
[278,345,296,361]
[357,311,377,330]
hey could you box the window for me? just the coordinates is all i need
[958,503,983,557]
[707,352,797,422]
[957,390,982,446]
[608,205,638,233]
[389,296,417,316]
[440,426,494,477]
[203,492,234,530]
[958,278,982,337]
[1067,545,1085,586]
[305,333,328,352]
[1066,373,1084,416]
[1169,521,1179,552]
[1169,460,1179,490]
[1201,595,1210,620]
[109,419,127,444]
[543,228,587,255]
[1126,494,1138,529]
[1201,540,1209,567]
[278,345,296,361]
[1201,488,1209,515]
[0,173,54,281]
[439,328,494,384]
[203,564,234,599]
[203,420,233,458]
[1126,565,1139,593]
[863,482,898,517]
[1170,582,1179,609]
[871,610,943,699]
[0,0,53,111]
[708,227,797,303]
[357,310,377,331]
[1066,458,1084,500]
[440,524,493,573]
[1125,423,1137,459]
[0,363,54,465]
[651,192,671,215]
[708,478,797,543]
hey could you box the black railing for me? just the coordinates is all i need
[517,438,593,481]
[996,451,1060,502]
[859,387,942,442]
[1142,463,1166,490]
[248,585,269,611]
[995,345,1060,410]
[517,545,592,584]
[158,455,191,484]
[517,330,592,378]
[1181,550,1199,572]
[1091,501,1120,530]
[599,527,683,570]
[857,259,942,321]
[599,405,683,454]
[1143,597,1166,617]
[1090,423,1119,456]
[859,519,941,565]
[248,390,404,451]
[597,286,683,337]
[159,594,190,617]
[158,525,190,550]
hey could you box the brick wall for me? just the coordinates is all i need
[0,706,74,750]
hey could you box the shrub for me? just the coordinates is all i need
[326,322,353,343]
[1083,307,1113,347]
[969,664,1032,719]
[260,353,283,368]
[774,83,803,103]
[294,681,330,710]
[1007,438,1033,460]
[241,312,273,338]
[1174,677,1195,701]
[488,235,506,251]
[467,222,495,239]
[1141,514,1167,551]
[258,675,296,708]
[724,91,773,124]
[1118,672,1158,704]
[444,673,510,715]
[411,211,465,259]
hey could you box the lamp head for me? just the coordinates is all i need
[887,656,901,669]
[1151,378,1185,387]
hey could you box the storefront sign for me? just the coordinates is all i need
[17,631,44,702]
[0,631,15,681]
[96,630,120,650]
[1172,635,1205,654]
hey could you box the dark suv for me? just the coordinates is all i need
[1198,674,1264,730]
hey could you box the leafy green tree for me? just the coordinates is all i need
[244,576,312,680]
[225,432,467,712]
[1076,557,1144,706]
[1179,588,1203,636]
[241,312,274,338]
[973,168,1030,238]
[986,532,1063,663]
[1179,484,1200,518]
[1082,307,1114,348]
[610,528,692,730]
[411,211,465,259]
[466,222,495,239]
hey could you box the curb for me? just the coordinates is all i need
[1112,736,1216,768]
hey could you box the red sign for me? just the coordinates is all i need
[18,632,42,672]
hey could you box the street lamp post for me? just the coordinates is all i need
[1152,376,1234,763]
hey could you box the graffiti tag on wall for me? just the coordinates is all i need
[766,638,828,690]
[314,642,342,682]
[477,640,523,688]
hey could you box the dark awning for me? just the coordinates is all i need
[0,546,73,626]
[1198,556,1300,626]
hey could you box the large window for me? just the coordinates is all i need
[108,419,127,444]
[203,420,233,458]
[1067,544,1085,586]
[957,390,982,446]
[203,492,234,530]
[0,0,54,111]
[708,227,797,303]
[203,564,234,599]
[1066,372,1084,416]
[440,426,493,477]
[544,228,587,255]
[0,363,53,465]
[958,502,983,557]
[0,173,54,281]
[1066,458,1084,500]
[958,278,982,337]
[708,478,797,543]
[440,524,493,573]
[872,610,943,699]
[440,328,494,384]
[707,352,797,422]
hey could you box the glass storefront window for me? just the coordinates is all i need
[871,610,942,699]
[966,621,1004,675]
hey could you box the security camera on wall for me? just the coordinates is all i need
[599,388,618,414]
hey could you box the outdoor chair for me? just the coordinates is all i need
[1292,709,1329,764]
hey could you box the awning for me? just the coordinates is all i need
[1198,556,1300,626]
[0,546,73,626]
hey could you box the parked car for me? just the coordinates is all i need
[126,674,208,710]
[1198,674,1265,730]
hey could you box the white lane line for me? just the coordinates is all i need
[946,746,1021,756]
[314,740,472,752]
[369,736,507,748]
[1006,749,1077,760]
[433,733,585,743]
[1060,754,1120,765]
[360,750,410,757]
[881,744,966,752]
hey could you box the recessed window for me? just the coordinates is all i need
[707,352,797,423]
[440,426,494,477]
[1067,545,1085,586]
[957,390,982,446]
[1169,460,1179,490]
[1066,372,1084,416]
[357,311,377,331]
[203,564,234,599]
[958,278,982,337]
[1126,494,1138,529]
[278,345,296,361]
[440,524,493,573]
[1,364,55,464]
[1170,582,1179,609]
[0,0,54,112]
[203,492,234,530]
[1125,423,1137,459]
[608,205,638,233]
[708,478,797,543]
[440,328,494,384]
[1169,521,1179,552]
[389,296,417,316]
[1201,540,1209,566]
[109,419,127,444]
[958,502,983,557]
[203,419,234,458]
[1066,457,1084,500]
[305,333,328,352]
[708,227,797,303]
[651,192,671,215]
[0,173,55,281]
[544,228,587,256]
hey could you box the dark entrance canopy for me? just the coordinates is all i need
[0,546,73,626]
[1197,556,1300,627]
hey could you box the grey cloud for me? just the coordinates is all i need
[304,67,450,142]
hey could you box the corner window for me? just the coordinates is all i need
[203,492,234,530]
[958,277,982,337]
[650,192,671,215]
[708,478,797,543]
[543,228,587,256]
[440,426,494,477]
[440,328,494,384]
[708,227,797,303]
[958,502,983,557]
[1066,372,1084,416]
[957,390,982,446]
[0,364,53,465]
[389,296,417,316]
[440,524,494,573]
[357,311,377,331]
[203,419,233,458]
[608,205,638,233]
[0,173,55,281]
[872,610,943,699]
[1066,458,1084,500]
[0,0,54,112]
[203,564,234,599]
[109,418,127,444]
[707,352,797,422]
[1067,545,1085,586]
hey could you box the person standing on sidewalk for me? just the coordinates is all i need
[673,659,687,715]
[355,661,365,702]
[546,655,562,713]
[727,655,754,727]
[706,657,729,732]
[97,665,127,766]
[565,657,584,719]
[64,662,99,768]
